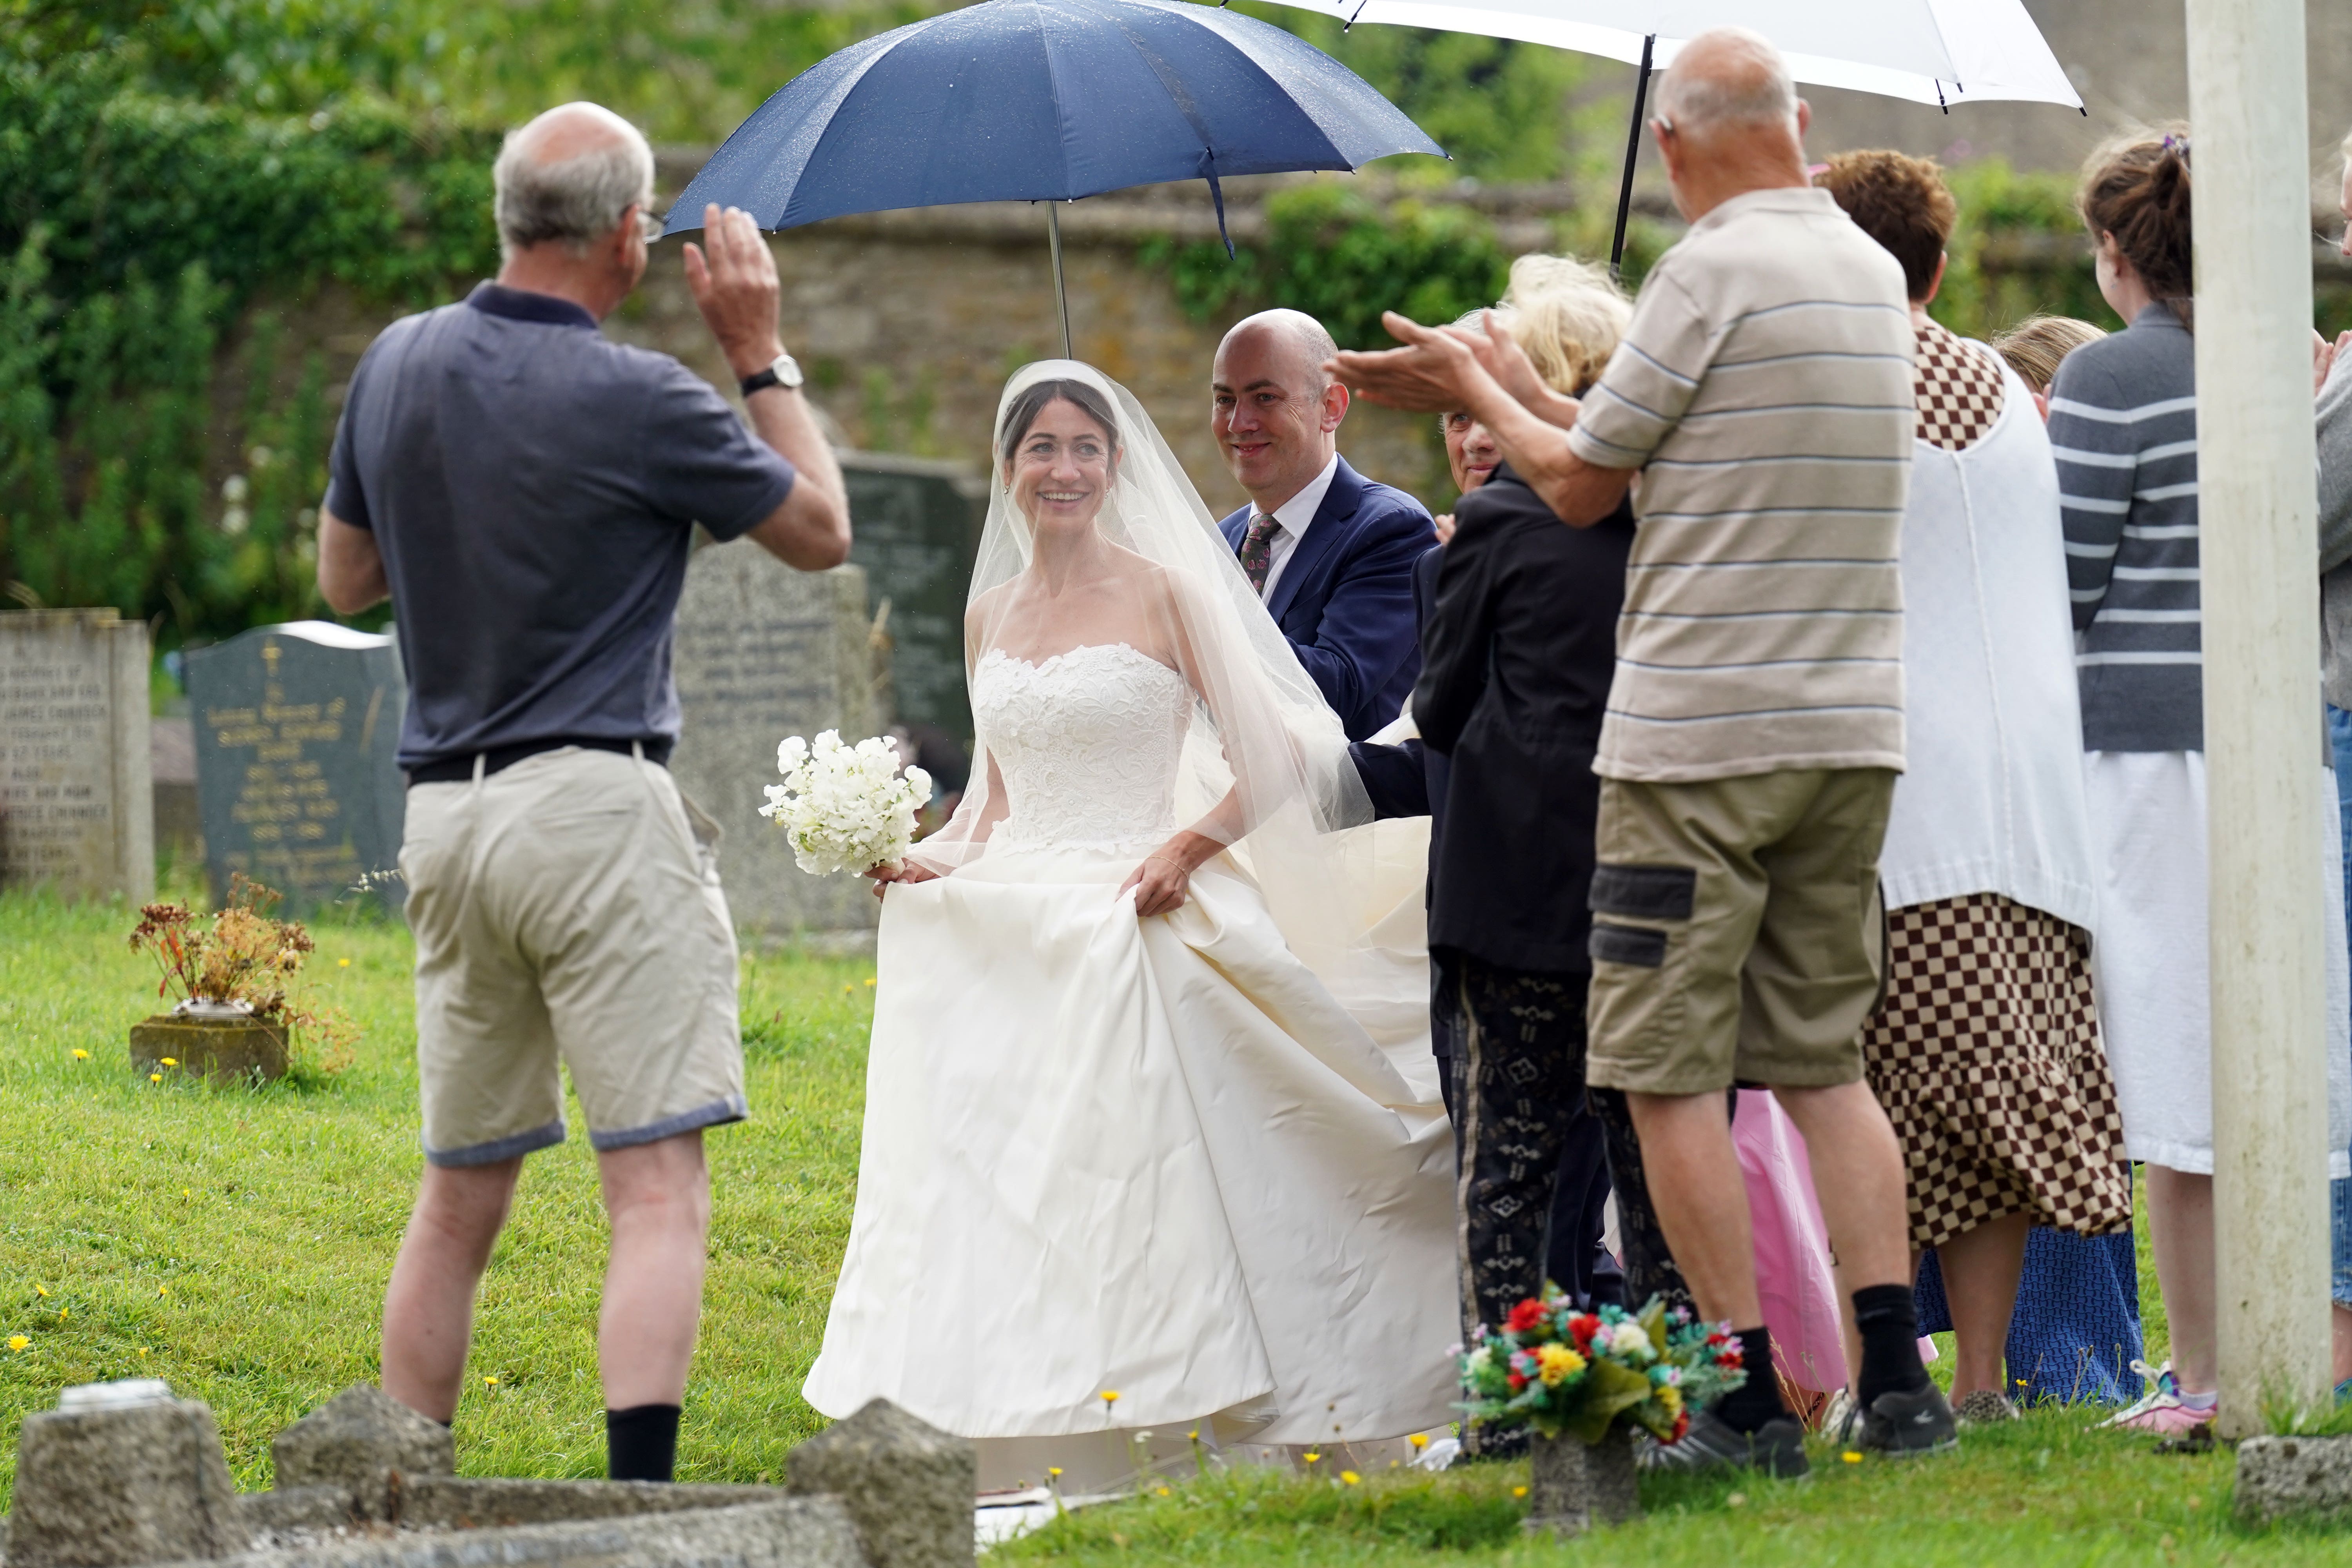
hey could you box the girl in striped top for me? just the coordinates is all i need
[2056,130,2352,1434]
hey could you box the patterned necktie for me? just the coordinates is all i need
[1238,513,1283,594]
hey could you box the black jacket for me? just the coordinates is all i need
[1414,465,1633,973]
[1346,547,1447,821]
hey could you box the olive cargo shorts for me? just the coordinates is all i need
[1583,768,1894,1097]
[400,746,746,1166]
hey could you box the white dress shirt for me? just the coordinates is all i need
[1247,455,1341,601]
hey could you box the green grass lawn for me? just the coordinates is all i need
[0,881,873,1498]
[2,883,2345,1563]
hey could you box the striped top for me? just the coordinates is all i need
[1569,186,1917,783]
[2047,304,2200,752]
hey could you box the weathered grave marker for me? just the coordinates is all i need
[185,622,406,917]
[0,608,154,901]
[669,552,886,937]
[842,453,984,746]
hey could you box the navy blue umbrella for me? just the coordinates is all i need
[665,0,1445,352]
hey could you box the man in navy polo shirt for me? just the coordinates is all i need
[316,101,848,1482]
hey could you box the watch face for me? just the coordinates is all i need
[775,354,804,389]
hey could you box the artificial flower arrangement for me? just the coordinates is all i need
[1460,1289,1746,1446]
[759,731,932,877]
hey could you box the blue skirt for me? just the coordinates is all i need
[1915,1228,2143,1405]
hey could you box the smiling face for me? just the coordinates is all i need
[1441,411,1500,495]
[1212,321,1345,510]
[1004,397,1117,533]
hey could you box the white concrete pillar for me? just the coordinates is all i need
[2185,0,2334,1436]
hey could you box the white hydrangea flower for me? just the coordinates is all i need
[756,730,933,877]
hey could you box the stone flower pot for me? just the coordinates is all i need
[130,1013,289,1084]
[1524,1425,1641,1539]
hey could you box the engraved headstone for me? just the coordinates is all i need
[185,622,407,917]
[0,608,154,900]
[842,452,985,745]
[668,553,885,936]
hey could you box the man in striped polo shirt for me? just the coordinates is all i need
[1333,27,1951,1472]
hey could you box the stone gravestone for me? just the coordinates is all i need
[669,553,886,937]
[185,622,407,918]
[0,608,154,901]
[842,452,985,746]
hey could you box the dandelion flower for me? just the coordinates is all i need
[55,1308,66,1321]
[1408,1433,1429,1451]
[1047,1468,1062,1479]
[138,1347,150,1358]
[1155,1486,1171,1497]
[149,1074,162,1084]
[1341,1471,1361,1486]
[338,958,351,968]
[1303,1451,1320,1464]
[1101,1390,1120,1405]
[158,1285,170,1297]
[181,1189,191,1199]
[864,977,877,987]
[1512,1485,1528,1499]
[1187,1430,1199,1441]
[71,1050,89,1061]
[160,1057,178,1067]
[6,1336,25,1352]
[1841,1451,1862,1465]
[484,1376,499,1387]
[35,1286,47,1298]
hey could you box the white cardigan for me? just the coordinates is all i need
[1878,347,2099,935]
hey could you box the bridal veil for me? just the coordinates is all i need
[909,361,1428,1052]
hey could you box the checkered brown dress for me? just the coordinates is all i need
[1914,319,2005,450]
[1860,894,2133,1250]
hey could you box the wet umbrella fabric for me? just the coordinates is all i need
[663,0,1443,240]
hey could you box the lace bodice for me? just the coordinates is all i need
[972,643,1193,852]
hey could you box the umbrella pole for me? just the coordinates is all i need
[1609,34,1657,282]
[1048,202,1074,359]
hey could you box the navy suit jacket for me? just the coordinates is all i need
[1219,457,1436,741]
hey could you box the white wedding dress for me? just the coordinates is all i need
[800,640,1458,1491]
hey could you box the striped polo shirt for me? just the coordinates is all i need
[2045,304,2201,752]
[1568,186,1916,784]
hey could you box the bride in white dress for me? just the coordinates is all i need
[800,362,1456,1491]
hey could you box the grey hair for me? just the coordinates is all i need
[493,110,656,258]
[1653,27,1798,136]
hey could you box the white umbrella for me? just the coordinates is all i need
[1251,0,2083,269]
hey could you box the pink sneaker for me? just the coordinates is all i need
[2097,1361,2216,1435]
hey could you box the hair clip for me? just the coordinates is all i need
[2160,132,2191,163]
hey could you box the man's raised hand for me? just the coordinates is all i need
[1326,312,1481,413]
[683,203,786,379]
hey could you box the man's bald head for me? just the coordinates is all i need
[494,102,655,259]
[1654,28,1798,140]
[1212,309,1347,510]
[1218,309,1339,395]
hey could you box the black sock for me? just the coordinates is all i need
[1852,1283,1933,1408]
[606,1403,682,1483]
[1713,1325,1789,1434]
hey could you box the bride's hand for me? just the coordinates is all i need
[867,860,940,900]
[1120,832,1216,918]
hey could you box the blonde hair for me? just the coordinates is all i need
[1499,254,1631,394]
[1991,315,2106,394]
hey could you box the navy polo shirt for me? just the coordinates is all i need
[324,282,796,770]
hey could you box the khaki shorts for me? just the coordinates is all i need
[1583,769,1893,1097]
[400,746,744,1166]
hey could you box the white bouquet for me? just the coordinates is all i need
[758,731,933,877]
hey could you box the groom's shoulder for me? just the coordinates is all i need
[1335,468,1436,549]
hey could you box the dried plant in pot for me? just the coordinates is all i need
[125,875,351,1085]
[1459,1290,1749,1539]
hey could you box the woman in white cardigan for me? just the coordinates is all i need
[1818,154,2133,1423]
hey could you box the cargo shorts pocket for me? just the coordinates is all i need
[1586,861,1706,1077]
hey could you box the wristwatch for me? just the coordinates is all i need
[739,352,804,398]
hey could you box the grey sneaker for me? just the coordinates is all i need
[1636,1408,1810,1479]
[1846,1384,1958,1457]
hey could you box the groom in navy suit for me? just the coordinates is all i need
[1212,310,1436,740]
